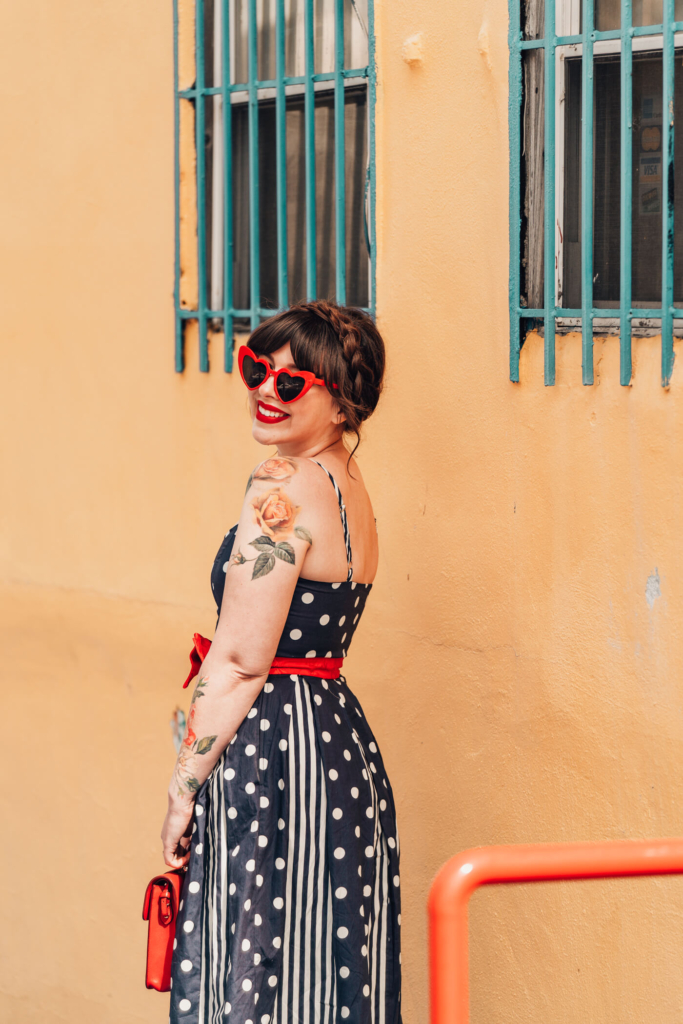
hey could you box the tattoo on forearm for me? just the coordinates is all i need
[173,736,218,797]
[184,775,201,794]
[171,673,219,797]
[188,674,208,710]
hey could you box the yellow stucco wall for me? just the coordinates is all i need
[3,0,683,1022]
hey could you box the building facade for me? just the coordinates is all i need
[2,0,683,1021]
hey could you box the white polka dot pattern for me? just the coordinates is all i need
[171,506,398,1024]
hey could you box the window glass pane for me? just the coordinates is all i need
[314,96,336,297]
[179,99,200,310]
[562,56,627,307]
[630,54,683,305]
[258,0,277,80]
[204,0,370,314]
[281,89,368,307]
[634,0,663,24]
[345,88,369,308]
[258,101,279,308]
[675,59,683,306]
[314,0,369,77]
[228,0,279,83]
[231,102,251,310]
[285,0,305,77]
[632,56,663,305]
[222,88,368,310]
[206,92,226,311]
[521,48,544,308]
[595,0,619,30]
[204,0,217,86]
[315,0,335,74]
[345,0,368,69]
[593,59,621,305]
[562,51,683,310]
[284,97,306,301]
[562,58,581,309]
[313,89,369,307]
[596,0,683,29]
[232,0,250,84]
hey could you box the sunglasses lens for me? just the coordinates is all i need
[276,373,307,403]
[241,354,268,389]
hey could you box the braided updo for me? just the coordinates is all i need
[247,300,385,455]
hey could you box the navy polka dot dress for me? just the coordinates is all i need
[170,465,402,1024]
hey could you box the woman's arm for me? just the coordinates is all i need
[161,457,316,868]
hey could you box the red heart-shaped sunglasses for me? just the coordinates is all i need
[238,345,337,404]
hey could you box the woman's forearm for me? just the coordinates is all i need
[169,659,268,805]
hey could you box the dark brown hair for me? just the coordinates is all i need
[247,300,386,457]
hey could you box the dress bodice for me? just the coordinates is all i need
[210,463,372,660]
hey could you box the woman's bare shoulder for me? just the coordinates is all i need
[246,454,332,490]
[238,455,338,550]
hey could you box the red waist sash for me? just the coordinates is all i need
[269,655,344,678]
[182,633,343,688]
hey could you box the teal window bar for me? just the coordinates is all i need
[509,0,681,386]
[173,0,376,372]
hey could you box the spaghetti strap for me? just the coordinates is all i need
[310,460,353,581]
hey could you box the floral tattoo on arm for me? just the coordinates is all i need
[232,459,313,581]
[172,674,218,797]
[245,456,298,492]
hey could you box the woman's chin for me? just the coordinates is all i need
[252,420,291,445]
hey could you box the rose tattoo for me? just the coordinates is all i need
[229,486,312,580]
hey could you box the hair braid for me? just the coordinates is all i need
[323,303,370,403]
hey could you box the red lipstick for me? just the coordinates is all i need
[255,400,291,424]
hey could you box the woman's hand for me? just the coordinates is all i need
[161,797,194,869]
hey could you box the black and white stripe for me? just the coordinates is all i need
[170,673,401,1024]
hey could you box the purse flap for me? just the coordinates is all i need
[142,871,185,921]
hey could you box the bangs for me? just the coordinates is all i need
[247,309,344,385]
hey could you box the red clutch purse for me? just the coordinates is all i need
[142,870,185,991]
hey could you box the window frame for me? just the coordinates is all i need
[173,0,376,373]
[509,0,680,386]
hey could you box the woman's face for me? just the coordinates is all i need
[247,343,344,454]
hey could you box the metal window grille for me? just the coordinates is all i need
[173,0,376,372]
[509,0,681,386]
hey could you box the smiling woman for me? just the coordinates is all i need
[162,300,400,1024]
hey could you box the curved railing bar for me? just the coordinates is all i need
[429,837,683,1024]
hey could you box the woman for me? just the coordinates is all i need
[162,300,401,1024]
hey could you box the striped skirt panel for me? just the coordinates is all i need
[170,673,401,1024]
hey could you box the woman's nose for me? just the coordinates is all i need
[258,373,277,401]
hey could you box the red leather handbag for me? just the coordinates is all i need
[142,870,185,991]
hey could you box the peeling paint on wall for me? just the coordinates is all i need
[401,33,423,65]
[646,568,662,609]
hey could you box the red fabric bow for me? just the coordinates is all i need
[182,633,213,688]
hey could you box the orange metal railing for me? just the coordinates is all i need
[428,838,683,1024]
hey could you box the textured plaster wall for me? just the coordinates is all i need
[2,0,683,1022]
